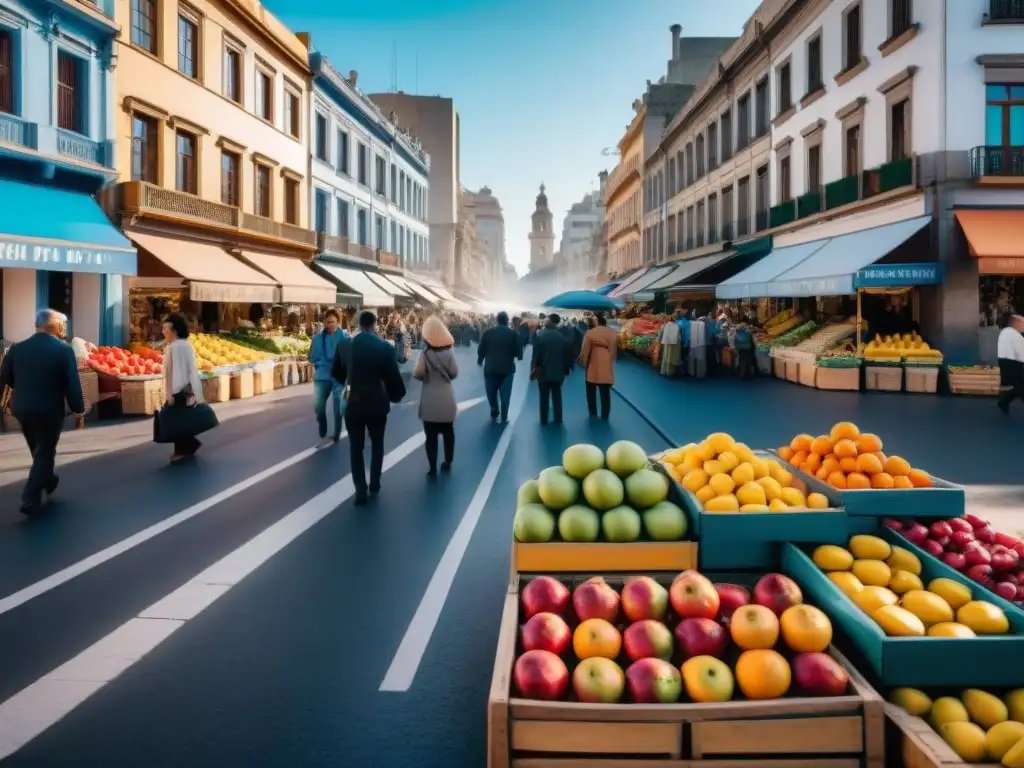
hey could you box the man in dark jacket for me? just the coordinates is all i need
[530,314,574,425]
[332,311,406,505]
[0,309,85,515]
[561,317,584,367]
[477,311,522,423]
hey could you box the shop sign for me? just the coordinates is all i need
[978,258,1024,276]
[854,262,943,288]
[766,276,850,297]
[0,237,137,275]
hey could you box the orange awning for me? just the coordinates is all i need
[238,250,337,304]
[955,210,1024,259]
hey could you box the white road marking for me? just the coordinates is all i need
[379,378,527,692]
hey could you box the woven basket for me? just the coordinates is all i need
[905,366,939,394]
[865,365,903,392]
[121,378,164,415]
[201,375,230,403]
[230,369,254,399]
[78,368,98,415]
[948,368,1000,396]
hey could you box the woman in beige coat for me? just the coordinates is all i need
[414,315,458,475]
[579,314,618,419]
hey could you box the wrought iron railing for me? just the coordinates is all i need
[969,145,1024,178]
[0,113,37,149]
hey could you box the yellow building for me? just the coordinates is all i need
[107,0,335,339]
[605,106,644,277]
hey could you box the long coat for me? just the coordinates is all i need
[580,326,618,385]
[531,326,574,384]
[414,346,459,423]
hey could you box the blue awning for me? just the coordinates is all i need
[0,179,136,275]
[716,240,830,299]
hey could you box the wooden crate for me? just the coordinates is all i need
[488,574,885,768]
[253,366,274,396]
[816,367,860,391]
[512,541,698,576]
[884,703,986,768]
[121,378,163,415]
[230,369,254,399]
[904,366,939,394]
[948,368,999,397]
[201,375,230,403]
[865,366,903,392]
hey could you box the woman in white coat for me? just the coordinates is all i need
[161,313,207,462]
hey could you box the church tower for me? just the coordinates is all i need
[529,183,555,273]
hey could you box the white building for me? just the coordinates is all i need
[308,53,430,270]
[558,188,605,288]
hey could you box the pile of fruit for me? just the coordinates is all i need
[85,345,162,377]
[884,514,1024,606]
[777,421,932,490]
[765,309,801,338]
[189,334,271,367]
[811,534,1011,637]
[863,332,942,362]
[891,686,1024,764]
[513,441,689,543]
[513,571,851,703]
[772,321,818,348]
[660,432,830,513]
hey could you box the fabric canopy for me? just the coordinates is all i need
[608,268,652,298]
[316,263,394,307]
[239,251,337,304]
[386,274,440,304]
[956,209,1024,261]
[365,272,411,297]
[716,241,830,299]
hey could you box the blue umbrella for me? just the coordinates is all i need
[542,290,624,312]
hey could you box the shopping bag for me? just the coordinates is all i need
[153,403,220,444]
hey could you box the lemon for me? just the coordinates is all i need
[957,601,1009,635]
[695,485,716,503]
[886,546,922,576]
[769,462,793,487]
[927,622,975,638]
[928,578,972,611]
[682,469,709,493]
[962,689,1008,729]
[705,432,735,454]
[704,494,739,512]
[749,457,770,479]
[890,687,932,717]
[828,571,864,596]
[717,451,739,472]
[852,585,898,613]
[888,570,923,595]
[736,481,767,507]
[902,590,954,626]
[873,605,925,636]
[732,442,755,463]
[703,460,724,476]
[780,487,806,507]
[757,476,783,502]
[812,545,854,571]
[931,696,970,729]
[708,473,735,496]
[740,504,770,512]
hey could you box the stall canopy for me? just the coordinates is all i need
[717,240,831,299]
[595,282,620,295]
[366,271,412,298]
[315,263,394,307]
[615,265,676,298]
[238,251,337,304]
[607,268,652,298]
[404,276,471,311]
[127,229,276,303]
[955,209,1024,274]
[386,274,441,304]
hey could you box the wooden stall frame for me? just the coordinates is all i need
[511,541,698,579]
[885,703,988,768]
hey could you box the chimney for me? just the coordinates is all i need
[670,24,682,61]
[348,69,358,87]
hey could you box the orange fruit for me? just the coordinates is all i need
[833,439,858,459]
[735,649,792,700]
[801,453,822,473]
[815,467,830,482]
[730,604,780,650]
[829,421,861,443]
[828,471,848,489]
[821,457,840,475]
[893,475,914,489]
[780,604,833,653]
[884,456,912,477]
[839,457,859,474]
[856,453,884,476]
[790,434,814,453]
[871,472,895,489]
[846,472,871,489]
[572,619,622,659]
[790,450,808,468]
[778,446,794,461]
[810,436,834,456]
[856,433,883,454]
[872,452,888,466]
[908,468,932,488]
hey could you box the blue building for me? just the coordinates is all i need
[0,0,134,344]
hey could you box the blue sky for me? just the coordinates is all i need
[268,0,760,276]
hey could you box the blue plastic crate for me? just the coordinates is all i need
[699,538,777,571]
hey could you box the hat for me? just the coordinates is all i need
[422,315,454,348]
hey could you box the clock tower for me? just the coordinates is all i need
[529,183,555,273]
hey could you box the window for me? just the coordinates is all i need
[390,164,398,202]
[737,93,751,149]
[779,154,791,202]
[255,70,273,122]
[391,221,397,255]
[845,124,861,176]
[778,62,792,113]
[375,156,386,196]
[284,178,299,225]
[707,194,719,244]
[695,199,706,247]
[695,134,706,177]
[406,177,413,210]
[315,113,328,161]
[130,0,157,54]
[707,122,718,170]
[755,165,769,229]
[720,109,733,161]
[755,77,769,137]
[357,208,367,245]
[175,131,197,194]
[220,150,239,206]
[131,114,158,182]
[721,185,734,241]
[890,99,909,161]
[807,35,823,93]
[685,207,694,248]
[0,31,11,114]
[399,170,406,208]
[807,144,822,190]
[844,4,862,71]
[284,88,300,139]
[223,44,241,103]
[337,199,349,238]
[667,157,676,195]
[737,176,750,236]
[890,0,912,39]
[57,51,83,133]
[177,12,198,79]
[357,142,367,185]
[255,163,271,217]
[985,85,1024,146]
[337,131,349,174]
[314,189,328,232]
[685,143,694,185]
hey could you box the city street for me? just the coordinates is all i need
[0,349,1021,767]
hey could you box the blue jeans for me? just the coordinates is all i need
[484,373,514,420]
[313,380,344,439]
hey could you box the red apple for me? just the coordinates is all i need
[1017,585,1024,601]
[950,530,975,548]
[792,652,849,696]
[922,540,944,558]
[992,550,1019,572]
[976,526,997,544]
[572,577,620,622]
[964,544,992,566]
[625,657,683,703]
[942,552,967,571]
[932,535,951,548]
[514,650,569,700]
[623,620,674,662]
[521,612,571,655]
[929,521,953,539]
[714,583,751,621]
[1014,542,1024,559]
[669,570,720,619]
[967,564,993,583]
[753,573,803,616]
[949,517,973,534]
[883,518,903,531]
[620,576,669,622]
[995,581,1018,601]
[964,513,987,530]
[674,617,728,659]
[522,576,570,618]
[903,522,929,545]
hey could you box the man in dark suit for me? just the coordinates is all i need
[332,310,406,505]
[0,309,85,515]
[477,310,522,424]
[530,313,574,425]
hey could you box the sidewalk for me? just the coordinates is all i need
[0,383,312,485]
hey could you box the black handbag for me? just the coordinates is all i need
[153,385,219,444]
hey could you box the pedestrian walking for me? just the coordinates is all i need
[309,308,348,447]
[531,313,574,425]
[561,317,584,370]
[516,316,530,350]
[158,313,216,464]
[688,315,708,378]
[0,309,84,514]
[478,311,522,423]
[331,310,406,505]
[677,311,691,376]
[997,312,1024,415]
[580,314,618,419]
[415,315,459,475]
[659,311,682,376]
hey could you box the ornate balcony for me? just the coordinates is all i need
[0,113,38,150]
[241,213,317,247]
[56,129,103,165]
[969,146,1024,181]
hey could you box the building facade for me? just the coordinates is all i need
[0,0,134,343]
[308,52,429,277]
[557,184,604,289]
[369,92,460,286]
[461,186,506,291]
[529,184,555,273]
[605,109,644,277]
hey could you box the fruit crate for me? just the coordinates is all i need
[865,365,904,392]
[885,702,990,768]
[781,544,1024,687]
[488,573,885,768]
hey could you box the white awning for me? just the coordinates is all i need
[388,275,441,304]
[316,264,395,307]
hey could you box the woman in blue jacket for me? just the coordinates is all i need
[309,309,348,447]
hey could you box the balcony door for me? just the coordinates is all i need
[985,84,1024,175]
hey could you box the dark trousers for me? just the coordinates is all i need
[424,421,454,469]
[586,382,611,419]
[538,381,563,424]
[345,411,387,492]
[484,373,514,419]
[174,435,201,456]
[998,382,1024,410]
[737,348,756,380]
[19,413,62,506]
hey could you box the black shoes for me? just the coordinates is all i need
[441,462,452,472]
[354,491,368,506]
[46,476,59,495]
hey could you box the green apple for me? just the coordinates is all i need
[582,469,625,511]
[517,479,542,508]
[602,506,641,542]
[513,503,556,542]
[643,501,688,541]
[538,467,579,510]
[558,505,600,542]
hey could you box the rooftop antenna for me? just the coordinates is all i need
[390,40,397,93]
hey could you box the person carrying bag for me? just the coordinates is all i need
[154,314,219,462]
